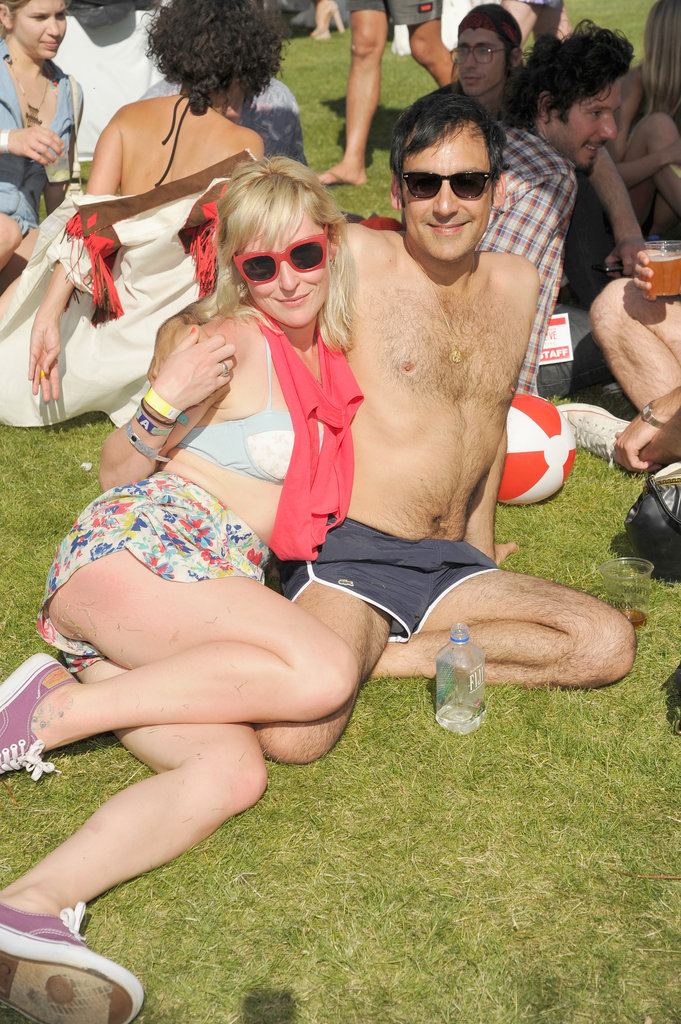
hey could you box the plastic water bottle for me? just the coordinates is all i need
[435,623,486,734]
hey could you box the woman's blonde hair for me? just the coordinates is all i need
[642,0,681,127]
[199,156,355,352]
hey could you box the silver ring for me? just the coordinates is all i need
[220,361,230,377]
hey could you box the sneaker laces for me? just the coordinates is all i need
[0,738,59,782]
[566,414,626,466]
[59,902,86,941]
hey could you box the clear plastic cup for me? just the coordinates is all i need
[598,557,654,628]
[644,240,681,298]
[45,150,70,184]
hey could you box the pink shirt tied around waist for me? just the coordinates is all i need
[260,317,363,562]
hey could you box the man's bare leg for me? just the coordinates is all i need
[590,278,681,407]
[319,10,388,187]
[407,19,452,87]
[371,570,636,687]
[256,583,390,763]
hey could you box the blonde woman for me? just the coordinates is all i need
[0,157,361,1024]
[609,0,681,235]
[0,0,80,289]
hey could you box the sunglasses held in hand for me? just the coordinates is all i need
[401,171,492,200]
[234,231,328,283]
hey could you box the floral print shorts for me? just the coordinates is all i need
[37,472,269,673]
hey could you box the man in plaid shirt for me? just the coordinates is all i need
[480,22,641,394]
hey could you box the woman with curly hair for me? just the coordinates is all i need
[0,0,293,429]
[143,0,305,162]
[608,0,681,235]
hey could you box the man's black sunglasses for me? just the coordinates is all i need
[401,171,492,200]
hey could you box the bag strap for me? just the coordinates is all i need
[647,474,681,527]
[68,75,82,189]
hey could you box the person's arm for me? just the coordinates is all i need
[614,388,681,472]
[463,430,517,564]
[481,161,573,392]
[589,148,645,276]
[29,118,125,401]
[99,326,236,491]
[608,65,643,162]
[28,262,76,401]
[614,141,681,190]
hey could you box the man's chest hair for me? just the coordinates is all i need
[357,288,521,401]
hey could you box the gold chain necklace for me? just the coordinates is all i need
[5,55,49,127]
[417,264,462,364]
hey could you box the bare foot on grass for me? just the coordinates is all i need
[318,162,367,187]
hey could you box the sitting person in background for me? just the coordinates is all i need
[608,0,681,238]
[450,3,522,116]
[0,156,360,1024]
[443,11,642,398]
[0,0,270,429]
[562,251,681,473]
[477,21,641,397]
[142,0,307,164]
[0,0,81,292]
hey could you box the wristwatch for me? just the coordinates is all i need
[641,402,663,427]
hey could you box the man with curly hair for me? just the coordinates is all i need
[478,21,640,396]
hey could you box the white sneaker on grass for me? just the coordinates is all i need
[559,403,630,466]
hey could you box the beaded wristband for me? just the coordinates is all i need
[135,404,172,436]
[0,130,10,155]
[144,387,188,425]
[125,421,170,462]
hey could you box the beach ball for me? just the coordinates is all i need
[498,395,576,505]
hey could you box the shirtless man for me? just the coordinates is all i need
[158,93,637,763]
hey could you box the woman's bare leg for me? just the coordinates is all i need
[0,717,267,917]
[624,113,681,231]
[31,551,358,751]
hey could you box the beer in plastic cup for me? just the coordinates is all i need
[645,240,681,298]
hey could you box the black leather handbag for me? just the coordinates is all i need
[625,463,681,581]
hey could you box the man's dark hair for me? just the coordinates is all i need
[146,0,287,116]
[390,92,506,183]
[502,20,633,130]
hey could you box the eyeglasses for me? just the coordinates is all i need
[401,171,492,200]
[452,43,504,64]
[234,230,328,283]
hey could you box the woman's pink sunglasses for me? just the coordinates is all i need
[234,228,328,283]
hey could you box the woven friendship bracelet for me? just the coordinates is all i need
[134,404,173,436]
[144,387,188,425]
[125,420,170,462]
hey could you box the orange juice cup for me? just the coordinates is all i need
[645,240,681,298]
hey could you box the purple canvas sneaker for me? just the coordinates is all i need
[0,900,144,1024]
[0,654,74,781]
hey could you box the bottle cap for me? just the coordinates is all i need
[450,622,470,643]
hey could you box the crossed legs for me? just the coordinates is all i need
[256,568,636,765]
[624,112,681,235]
[1,551,357,918]
[372,569,636,686]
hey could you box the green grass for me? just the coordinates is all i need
[3,3,679,1023]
